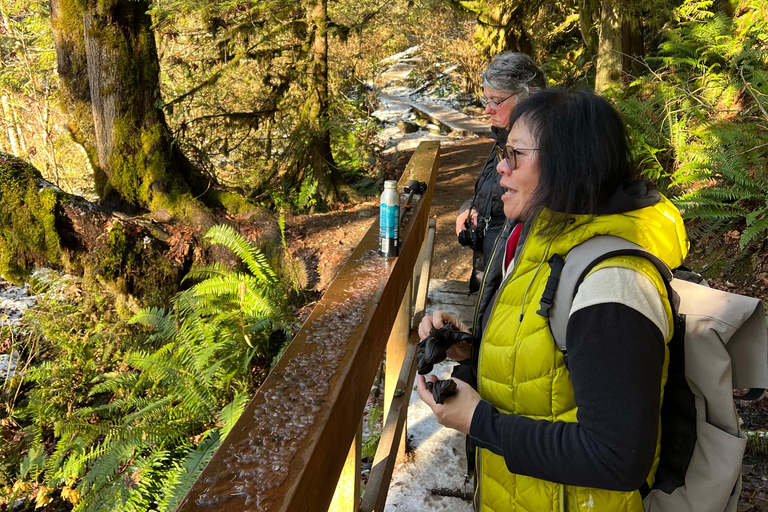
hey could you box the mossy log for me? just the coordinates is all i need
[0,152,199,312]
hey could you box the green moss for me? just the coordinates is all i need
[85,220,185,315]
[0,154,62,284]
[202,190,255,216]
[101,222,130,279]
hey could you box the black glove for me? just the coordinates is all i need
[425,379,457,404]
[416,322,477,375]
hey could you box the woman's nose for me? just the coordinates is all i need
[497,158,510,175]
[484,104,495,115]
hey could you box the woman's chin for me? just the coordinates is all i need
[502,202,521,220]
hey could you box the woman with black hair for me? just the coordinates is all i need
[417,87,689,511]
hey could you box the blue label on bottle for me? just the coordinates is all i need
[379,204,400,256]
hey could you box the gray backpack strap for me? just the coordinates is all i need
[546,235,672,353]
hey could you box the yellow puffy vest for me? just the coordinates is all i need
[475,199,687,512]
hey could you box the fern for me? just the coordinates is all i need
[616,0,768,251]
[157,434,221,512]
[741,212,768,250]
[217,392,249,438]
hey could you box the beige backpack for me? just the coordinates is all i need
[542,235,768,512]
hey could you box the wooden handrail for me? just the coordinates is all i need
[360,218,437,512]
[176,141,440,512]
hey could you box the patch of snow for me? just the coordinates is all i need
[384,360,473,511]
[0,350,20,380]
[0,281,36,327]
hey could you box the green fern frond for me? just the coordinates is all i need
[157,433,221,512]
[121,396,174,425]
[78,436,138,495]
[674,0,714,21]
[182,261,231,284]
[217,393,249,439]
[88,371,141,397]
[203,224,278,283]
[671,200,745,220]
[740,214,768,250]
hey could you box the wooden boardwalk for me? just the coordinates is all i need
[425,279,477,329]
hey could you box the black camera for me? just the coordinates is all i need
[458,226,484,251]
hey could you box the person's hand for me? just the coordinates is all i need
[456,209,479,235]
[418,310,469,340]
[417,375,480,434]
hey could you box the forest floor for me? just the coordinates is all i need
[281,136,768,511]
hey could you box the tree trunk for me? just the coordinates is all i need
[595,0,623,93]
[579,0,600,55]
[0,152,190,310]
[50,0,215,227]
[622,14,644,78]
[304,0,344,208]
[474,5,531,58]
[49,0,104,190]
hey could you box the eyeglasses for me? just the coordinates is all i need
[495,145,539,170]
[480,93,516,110]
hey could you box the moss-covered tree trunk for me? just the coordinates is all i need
[473,4,532,58]
[595,0,623,93]
[49,0,214,227]
[592,0,645,93]
[579,0,600,55]
[303,0,345,208]
[49,0,103,187]
[0,152,189,311]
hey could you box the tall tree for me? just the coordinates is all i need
[50,0,213,226]
[306,0,342,205]
[594,0,623,92]
[283,0,347,208]
[585,0,672,92]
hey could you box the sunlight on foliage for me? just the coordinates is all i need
[616,0,768,251]
[0,227,294,510]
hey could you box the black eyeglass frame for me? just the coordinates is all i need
[480,93,516,110]
[495,145,540,170]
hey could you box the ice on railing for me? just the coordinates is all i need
[194,250,389,511]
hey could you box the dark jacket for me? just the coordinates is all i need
[461,126,508,294]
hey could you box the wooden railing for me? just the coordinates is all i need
[177,141,441,512]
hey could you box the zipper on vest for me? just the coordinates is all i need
[472,219,510,332]
[473,447,482,510]
[559,484,566,512]
[476,223,525,396]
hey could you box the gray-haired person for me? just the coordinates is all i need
[457,52,547,296]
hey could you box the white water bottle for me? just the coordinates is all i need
[379,180,400,257]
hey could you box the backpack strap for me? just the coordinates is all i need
[541,235,674,354]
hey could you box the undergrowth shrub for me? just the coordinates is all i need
[616,0,768,251]
[0,225,294,511]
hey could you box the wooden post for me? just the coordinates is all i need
[329,420,362,512]
[384,280,411,464]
